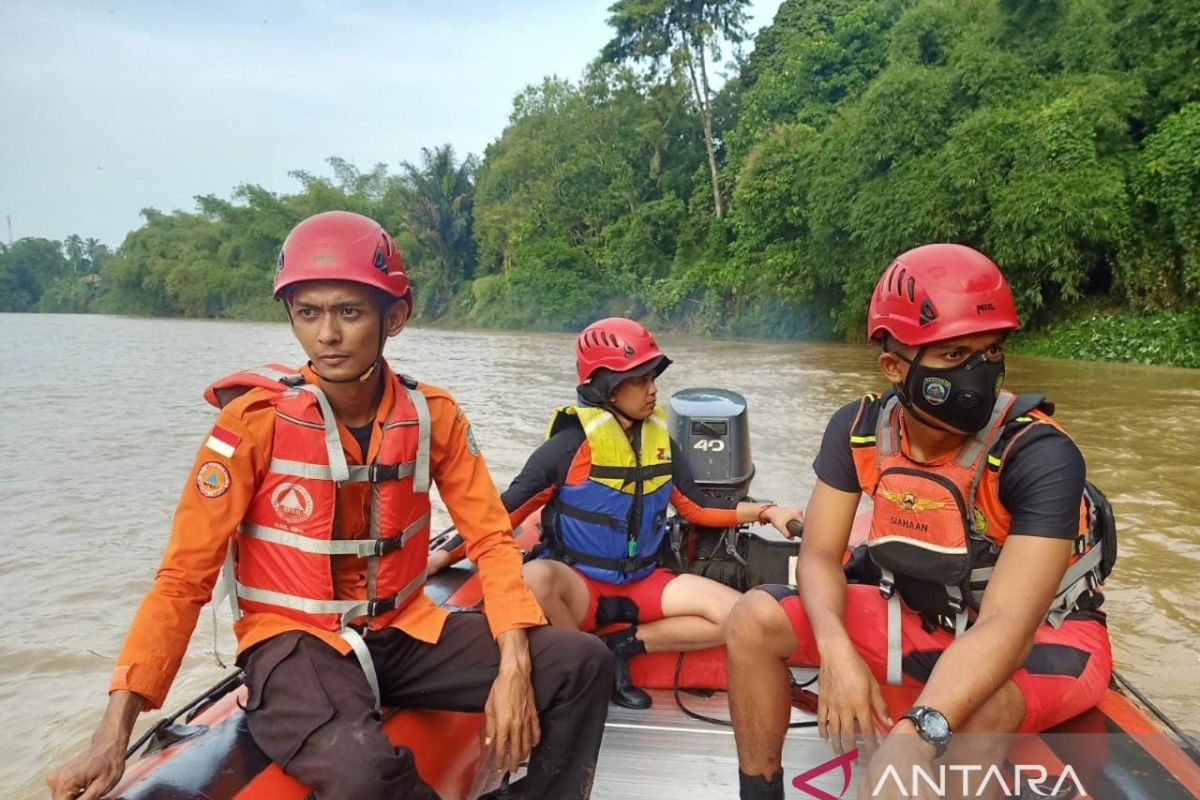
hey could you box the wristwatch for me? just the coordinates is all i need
[900,706,952,758]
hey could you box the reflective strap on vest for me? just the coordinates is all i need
[339,626,383,712]
[234,570,426,622]
[404,386,432,494]
[883,567,903,686]
[239,513,430,558]
[296,384,350,483]
[269,458,417,484]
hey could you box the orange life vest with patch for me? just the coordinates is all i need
[205,364,432,633]
[849,389,1107,628]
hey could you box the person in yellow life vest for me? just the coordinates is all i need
[501,317,804,709]
[724,245,1114,800]
[46,211,612,800]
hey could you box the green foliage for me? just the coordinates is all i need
[9,0,1200,367]
[1015,306,1200,368]
[0,238,70,312]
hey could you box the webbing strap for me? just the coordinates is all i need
[886,587,903,686]
[268,458,416,483]
[239,517,429,557]
[405,386,432,493]
[234,584,369,615]
[589,462,674,482]
[1045,546,1104,627]
[339,626,382,712]
[954,391,1015,469]
[235,570,427,619]
[297,384,350,483]
[946,586,969,636]
[876,397,902,463]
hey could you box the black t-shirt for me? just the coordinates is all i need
[347,422,373,463]
[813,398,1086,540]
[499,419,736,513]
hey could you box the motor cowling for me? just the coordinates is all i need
[667,388,754,500]
[664,388,798,591]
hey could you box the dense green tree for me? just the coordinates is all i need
[392,145,478,318]
[603,0,750,218]
[10,0,1198,366]
[0,238,70,312]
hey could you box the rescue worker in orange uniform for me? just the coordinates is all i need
[725,244,1114,800]
[46,211,612,800]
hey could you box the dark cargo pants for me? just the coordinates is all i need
[240,612,612,800]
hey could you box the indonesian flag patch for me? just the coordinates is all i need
[205,425,241,458]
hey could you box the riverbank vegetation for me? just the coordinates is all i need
[3,0,1197,367]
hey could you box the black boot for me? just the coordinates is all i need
[739,769,784,800]
[599,625,651,709]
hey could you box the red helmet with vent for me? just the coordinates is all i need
[867,243,1019,346]
[576,317,670,386]
[274,211,413,313]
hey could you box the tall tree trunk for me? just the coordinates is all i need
[680,35,725,219]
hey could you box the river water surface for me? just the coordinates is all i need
[2,313,1198,797]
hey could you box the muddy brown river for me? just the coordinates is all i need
[2,313,1196,797]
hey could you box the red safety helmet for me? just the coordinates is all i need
[274,211,413,313]
[576,317,671,387]
[867,243,1019,346]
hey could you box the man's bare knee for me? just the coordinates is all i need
[726,589,789,651]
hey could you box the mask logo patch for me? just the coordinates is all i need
[973,508,989,534]
[272,482,314,524]
[922,376,952,405]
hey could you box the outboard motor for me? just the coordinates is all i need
[665,388,800,591]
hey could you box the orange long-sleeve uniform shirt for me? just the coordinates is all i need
[110,364,546,710]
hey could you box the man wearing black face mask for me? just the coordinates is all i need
[725,244,1113,800]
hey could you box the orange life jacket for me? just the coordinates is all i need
[204,365,432,634]
[850,390,1107,626]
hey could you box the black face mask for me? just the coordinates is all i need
[894,349,1006,434]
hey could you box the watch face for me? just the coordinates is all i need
[923,711,950,740]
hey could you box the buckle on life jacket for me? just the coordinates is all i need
[368,463,401,483]
[366,595,399,617]
[879,576,895,599]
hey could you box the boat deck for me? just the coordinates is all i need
[591,683,829,799]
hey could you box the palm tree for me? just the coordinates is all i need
[83,237,106,274]
[64,234,84,273]
[396,145,478,318]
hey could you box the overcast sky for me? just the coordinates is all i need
[0,0,783,248]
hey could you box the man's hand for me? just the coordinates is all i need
[762,505,805,538]
[46,741,126,800]
[817,638,892,758]
[47,690,143,800]
[484,628,540,773]
[857,722,937,800]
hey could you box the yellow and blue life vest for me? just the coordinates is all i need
[546,405,674,584]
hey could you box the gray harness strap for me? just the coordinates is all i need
[297,383,350,483]
[405,385,432,493]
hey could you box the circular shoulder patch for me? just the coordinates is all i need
[196,461,232,498]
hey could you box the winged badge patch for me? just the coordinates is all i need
[879,487,948,513]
